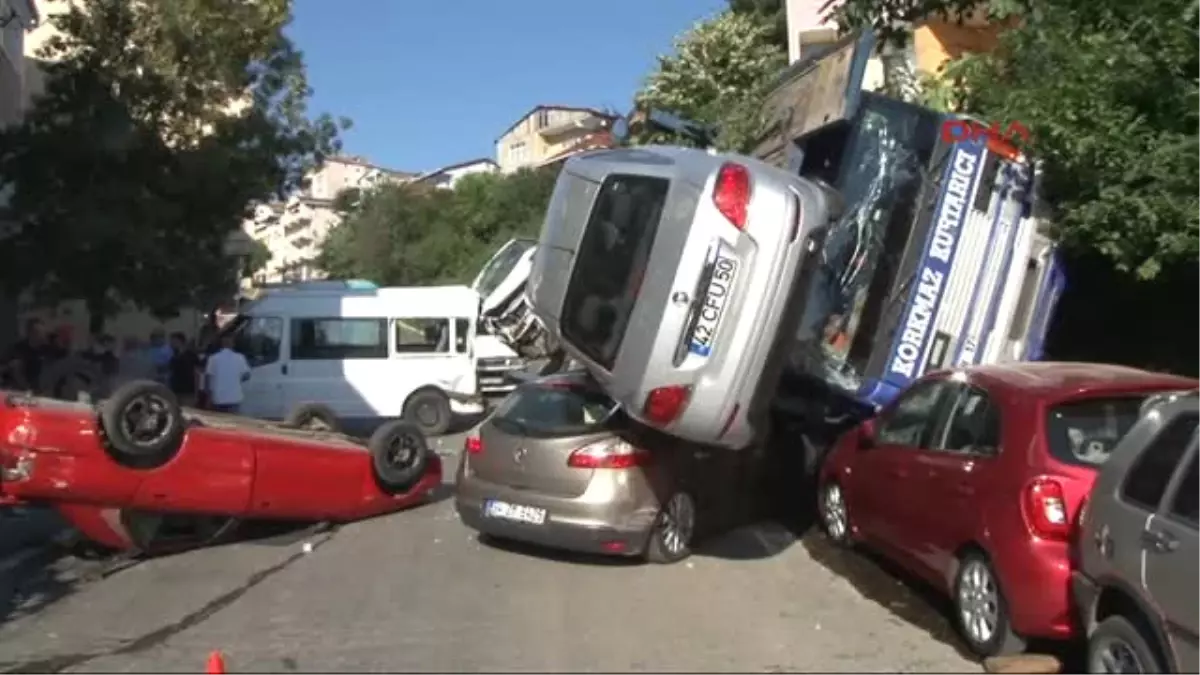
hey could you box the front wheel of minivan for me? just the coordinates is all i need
[404,389,451,436]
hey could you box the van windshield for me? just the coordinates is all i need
[475,239,535,300]
[789,97,936,396]
[561,174,669,371]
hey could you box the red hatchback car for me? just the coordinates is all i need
[817,362,1196,658]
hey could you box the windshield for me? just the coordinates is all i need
[474,239,535,299]
[1044,396,1149,468]
[492,380,622,438]
[790,96,937,396]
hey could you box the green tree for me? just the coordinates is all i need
[727,0,788,52]
[830,0,1198,279]
[317,167,559,287]
[633,10,787,153]
[0,0,345,319]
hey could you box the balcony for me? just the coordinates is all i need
[535,114,609,140]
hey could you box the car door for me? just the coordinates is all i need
[233,315,287,420]
[913,382,1002,585]
[1144,441,1199,673]
[853,378,955,560]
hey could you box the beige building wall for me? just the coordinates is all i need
[496,106,614,173]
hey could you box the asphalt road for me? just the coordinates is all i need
[0,432,981,674]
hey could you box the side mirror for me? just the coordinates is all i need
[857,420,877,450]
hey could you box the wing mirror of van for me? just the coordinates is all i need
[857,419,877,450]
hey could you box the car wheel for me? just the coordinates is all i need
[368,420,431,494]
[954,552,1026,657]
[818,481,852,546]
[284,402,340,433]
[645,491,697,564]
[404,389,451,436]
[99,380,186,469]
[1088,615,1166,674]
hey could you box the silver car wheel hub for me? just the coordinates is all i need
[957,559,1000,646]
[660,493,694,555]
[821,484,848,540]
[1092,636,1145,673]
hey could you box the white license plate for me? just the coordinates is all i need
[689,253,739,357]
[483,499,547,525]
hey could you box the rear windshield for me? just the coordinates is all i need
[561,174,669,371]
[1045,396,1150,468]
[492,382,622,438]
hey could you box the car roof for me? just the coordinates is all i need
[945,361,1197,399]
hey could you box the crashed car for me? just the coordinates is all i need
[0,380,442,553]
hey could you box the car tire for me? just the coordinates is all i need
[368,420,431,494]
[284,402,340,433]
[817,481,852,547]
[954,551,1026,657]
[99,380,186,469]
[1088,615,1166,674]
[644,491,697,564]
[404,388,452,436]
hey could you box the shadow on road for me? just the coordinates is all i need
[475,534,644,567]
[698,520,798,561]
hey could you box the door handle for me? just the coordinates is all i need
[281,364,288,376]
[1141,528,1179,553]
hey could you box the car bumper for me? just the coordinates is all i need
[454,468,658,557]
[996,541,1079,640]
[1070,570,1099,633]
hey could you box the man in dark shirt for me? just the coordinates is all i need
[168,332,200,406]
[5,319,51,391]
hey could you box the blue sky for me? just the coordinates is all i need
[286,0,728,174]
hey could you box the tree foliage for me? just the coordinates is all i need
[0,0,345,318]
[633,11,787,153]
[831,0,1198,279]
[727,0,788,51]
[317,168,559,287]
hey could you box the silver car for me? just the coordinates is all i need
[528,146,836,450]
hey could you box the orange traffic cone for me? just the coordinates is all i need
[205,651,226,674]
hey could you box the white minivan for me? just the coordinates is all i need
[227,283,487,436]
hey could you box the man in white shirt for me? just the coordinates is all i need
[204,334,251,414]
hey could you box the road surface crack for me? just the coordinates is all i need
[1,524,338,674]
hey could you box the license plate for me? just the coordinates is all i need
[483,499,547,525]
[689,253,739,357]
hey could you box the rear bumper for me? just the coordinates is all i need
[454,465,657,557]
[995,542,1079,640]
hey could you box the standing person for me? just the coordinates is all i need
[4,318,54,391]
[167,332,200,407]
[203,333,250,414]
[119,337,157,382]
[147,328,173,384]
[193,325,218,409]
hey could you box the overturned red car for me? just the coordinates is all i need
[0,380,443,553]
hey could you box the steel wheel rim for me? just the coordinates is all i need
[957,559,1000,646]
[821,483,848,540]
[1091,636,1146,674]
[415,402,440,428]
[119,394,173,447]
[660,493,695,556]
[386,432,420,469]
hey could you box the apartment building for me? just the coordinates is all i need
[495,105,617,173]
[411,158,498,190]
[0,0,37,127]
[246,156,415,284]
[787,0,1003,83]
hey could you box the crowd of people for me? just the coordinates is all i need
[1,317,250,413]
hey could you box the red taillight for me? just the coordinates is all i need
[713,163,751,230]
[465,436,483,455]
[1022,477,1071,541]
[567,440,650,469]
[643,385,691,425]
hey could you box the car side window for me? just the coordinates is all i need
[1168,454,1198,527]
[455,319,471,354]
[1121,412,1198,512]
[291,318,388,360]
[877,381,949,447]
[234,316,283,367]
[937,386,1001,456]
[393,318,450,354]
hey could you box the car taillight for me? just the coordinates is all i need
[1022,477,1071,541]
[567,440,650,469]
[713,163,751,230]
[465,436,483,455]
[643,385,691,425]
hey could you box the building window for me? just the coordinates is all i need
[536,109,552,129]
[509,141,529,166]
